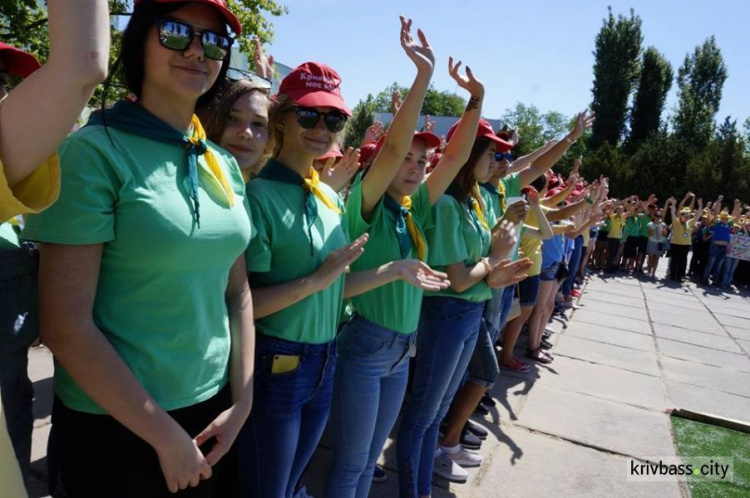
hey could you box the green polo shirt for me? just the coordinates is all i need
[23,124,252,414]
[246,160,349,344]
[346,181,432,334]
[501,172,521,198]
[424,193,491,302]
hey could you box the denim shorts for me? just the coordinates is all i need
[518,274,540,306]
[539,262,561,282]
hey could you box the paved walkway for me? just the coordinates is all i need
[24,261,750,497]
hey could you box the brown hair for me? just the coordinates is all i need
[451,137,492,211]
[197,78,271,175]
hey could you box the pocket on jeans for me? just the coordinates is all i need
[257,353,301,379]
[346,332,387,356]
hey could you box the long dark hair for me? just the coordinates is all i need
[450,137,492,207]
[101,0,231,109]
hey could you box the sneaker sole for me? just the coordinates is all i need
[433,469,468,483]
[451,459,482,468]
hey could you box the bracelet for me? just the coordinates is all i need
[565,136,575,144]
[480,257,492,275]
[585,198,594,205]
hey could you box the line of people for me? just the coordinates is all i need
[10,1,738,497]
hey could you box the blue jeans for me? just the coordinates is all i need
[326,315,415,498]
[562,235,583,296]
[703,243,728,283]
[237,334,336,498]
[467,296,503,388]
[0,247,39,483]
[396,297,484,497]
[721,257,740,287]
[497,284,516,336]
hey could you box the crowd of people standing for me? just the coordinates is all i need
[2,1,749,498]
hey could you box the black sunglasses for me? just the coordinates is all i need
[495,152,514,162]
[155,18,232,61]
[293,107,348,133]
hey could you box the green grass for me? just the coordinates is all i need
[671,416,750,498]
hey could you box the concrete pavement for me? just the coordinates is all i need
[23,259,750,497]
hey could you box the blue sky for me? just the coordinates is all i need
[264,0,749,126]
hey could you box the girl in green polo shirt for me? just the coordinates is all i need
[326,23,497,495]
[396,108,533,493]
[237,55,372,496]
[22,1,254,495]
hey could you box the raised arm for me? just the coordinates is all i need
[518,110,595,187]
[425,58,484,204]
[0,0,109,187]
[508,139,557,174]
[361,17,435,219]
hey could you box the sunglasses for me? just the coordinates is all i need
[495,152,514,162]
[293,107,348,133]
[155,18,232,61]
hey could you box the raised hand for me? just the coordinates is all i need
[509,127,520,146]
[569,109,596,141]
[253,37,274,81]
[490,219,518,263]
[486,258,533,289]
[571,157,582,176]
[364,121,385,144]
[393,259,450,291]
[399,16,435,74]
[391,91,403,115]
[502,199,530,224]
[322,147,360,193]
[423,115,435,133]
[448,56,485,98]
[312,234,369,291]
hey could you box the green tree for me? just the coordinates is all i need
[589,7,643,150]
[627,46,673,149]
[370,82,466,117]
[629,131,690,201]
[673,36,728,148]
[343,95,375,149]
[1,0,286,103]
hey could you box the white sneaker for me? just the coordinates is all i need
[433,450,468,483]
[441,444,483,468]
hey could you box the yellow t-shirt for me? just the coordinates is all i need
[671,219,694,246]
[608,214,626,239]
[520,205,551,277]
[0,154,61,223]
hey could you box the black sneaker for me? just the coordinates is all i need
[541,338,553,349]
[372,465,387,483]
[465,419,488,440]
[473,403,489,416]
[460,427,482,450]
[480,392,496,408]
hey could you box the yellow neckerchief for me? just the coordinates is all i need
[497,180,507,214]
[471,191,490,231]
[303,167,341,214]
[401,196,427,261]
[189,115,235,207]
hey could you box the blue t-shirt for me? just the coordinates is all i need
[542,233,565,267]
[710,221,732,242]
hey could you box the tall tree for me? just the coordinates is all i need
[371,82,466,117]
[673,36,728,148]
[589,7,643,150]
[627,47,673,148]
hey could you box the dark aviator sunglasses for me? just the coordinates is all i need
[292,107,348,133]
[155,18,232,61]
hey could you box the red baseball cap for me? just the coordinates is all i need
[372,131,442,159]
[446,118,513,152]
[317,142,343,162]
[135,0,241,35]
[277,62,351,116]
[0,42,41,78]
